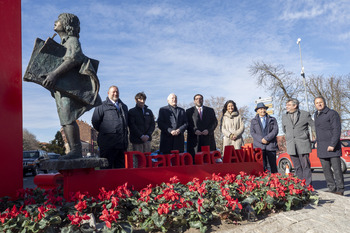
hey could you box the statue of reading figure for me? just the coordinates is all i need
[23,13,102,160]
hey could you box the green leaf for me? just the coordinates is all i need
[142,207,150,216]
[200,224,208,233]
[189,221,202,229]
[106,202,113,209]
[48,215,61,225]
[242,195,259,204]
[119,222,133,233]
[38,218,49,229]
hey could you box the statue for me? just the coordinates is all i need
[23,13,102,160]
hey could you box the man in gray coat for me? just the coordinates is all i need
[282,98,314,186]
[314,96,344,195]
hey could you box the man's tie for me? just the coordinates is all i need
[261,117,266,128]
[198,108,202,120]
[115,102,120,111]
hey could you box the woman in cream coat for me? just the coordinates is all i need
[221,100,245,151]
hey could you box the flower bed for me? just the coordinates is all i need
[0,171,318,233]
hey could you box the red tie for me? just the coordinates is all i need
[198,108,202,120]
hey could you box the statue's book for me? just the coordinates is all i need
[23,38,101,106]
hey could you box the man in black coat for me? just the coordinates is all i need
[128,92,155,153]
[314,96,344,195]
[157,93,188,154]
[186,94,217,159]
[92,86,128,169]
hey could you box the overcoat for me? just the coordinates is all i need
[186,106,218,155]
[282,110,314,155]
[221,111,244,150]
[92,98,128,150]
[250,114,278,151]
[314,107,342,158]
[128,104,155,144]
[157,105,188,154]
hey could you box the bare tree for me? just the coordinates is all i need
[249,61,303,114]
[23,128,40,150]
[307,74,350,122]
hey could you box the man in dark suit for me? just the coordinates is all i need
[186,94,218,159]
[157,93,188,154]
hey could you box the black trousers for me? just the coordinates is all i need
[263,150,277,173]
[290,153,312,186]
[100,148,125,169]
[319,157,344,193]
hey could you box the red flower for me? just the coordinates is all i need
[157,203,170,215]
[197,198,204,213]
[75,200,87,212]
[226,196,242,211]
[307,184,315,192]
[37,206,49,221]
[99,207,120,228]
[68,211,90,226]
[267,190,276,198]
[169,176,180,183]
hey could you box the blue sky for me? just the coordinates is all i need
[22,0,350,142]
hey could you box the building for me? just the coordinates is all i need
[61,120,99,157]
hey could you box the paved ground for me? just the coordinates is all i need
[219,190,350,233]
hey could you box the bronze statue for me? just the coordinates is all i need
[24,13,101,159]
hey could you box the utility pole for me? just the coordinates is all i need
[297,38,313,139]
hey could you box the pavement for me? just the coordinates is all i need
[219,190,350,233]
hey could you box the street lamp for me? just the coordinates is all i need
[297,38,313,139]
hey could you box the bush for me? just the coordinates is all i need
[0,171,318,233]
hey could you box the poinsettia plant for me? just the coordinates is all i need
[0,171,318,233]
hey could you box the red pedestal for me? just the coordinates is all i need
[0,0,22,198]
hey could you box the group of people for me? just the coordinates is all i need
[91,86,344,195]
[253,97,344,195]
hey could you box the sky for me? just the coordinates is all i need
[21,0,350,142]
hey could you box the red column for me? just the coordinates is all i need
[0,0,22,198]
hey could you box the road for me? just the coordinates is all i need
[23,170,350,196]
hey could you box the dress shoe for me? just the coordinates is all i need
[335,191,344,196]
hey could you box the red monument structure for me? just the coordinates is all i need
[0,0,22,198]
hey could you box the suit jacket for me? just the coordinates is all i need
[157,105,188,154]
[282,110,314,155]
[250,114,278,151]
[314,107,342,158]
[186,106,218,156]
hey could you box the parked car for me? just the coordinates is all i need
[23,150,49,176]
[277,139,350,174]
[48,152,61,160]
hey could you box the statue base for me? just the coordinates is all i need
[40,157,108,171]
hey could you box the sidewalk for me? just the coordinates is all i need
[218,191,350,233]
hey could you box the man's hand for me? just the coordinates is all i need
[42,72,58,89]
[141,135,149,142]
[195,130,202,136]
[202,129,209,135]
[327,146,334,152]
[261,138,269,144]
[171,129,180,136]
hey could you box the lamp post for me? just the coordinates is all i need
[297,38,313,139]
